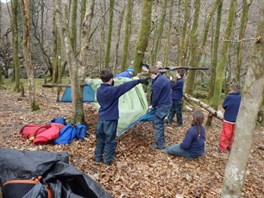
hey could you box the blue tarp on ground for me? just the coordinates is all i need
[60,85,95,102]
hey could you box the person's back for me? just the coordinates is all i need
[95,69,148,165]
[223,92,241,122]
[115,68,134,78]
[219,84,242,152]
[164,110,206,158]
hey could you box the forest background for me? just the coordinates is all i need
[0,0,263,197]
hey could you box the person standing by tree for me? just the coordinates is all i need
[163,110,206,158]
[94,70,148,165]
[167,69,185,126]
[219,84,242,152]
[149,66,172,149]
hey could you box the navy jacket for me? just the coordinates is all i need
[97,80,139,120]
[171,78,184,101]
[151,74,172,108]
[115,71,132,78]
[180,125,206,158]
[223,92,242,122]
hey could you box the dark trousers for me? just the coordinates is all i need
[94,120,118,164]
[168,100,183,126]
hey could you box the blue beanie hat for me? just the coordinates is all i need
[127,68,134,73]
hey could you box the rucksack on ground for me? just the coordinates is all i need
[2,176,52,198]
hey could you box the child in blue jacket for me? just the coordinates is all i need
[94,69,148,165]
[167,69,185,126]
[219,84,241,152]
[163,110,205,158]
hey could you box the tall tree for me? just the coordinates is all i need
[222,4,264,196]
[163,0,173,66]
[206,1,223,127]
[151,0,168,66]
[235,0,252,82]
[133,0,152,73]
[55,0,95,123]
[210,0,237,111]
[121,0,133,70]
[21,0,39,111]
[79,0,87,42]
[104,0,115,68]
[208,0,223,101]
[185,0,201,95]
[70,0,77,52]
[114,6,125,70]
[12,0,20,92]
[178,0,189,66]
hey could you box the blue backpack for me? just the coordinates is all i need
[49,117,67,125]
[54,124,87,144]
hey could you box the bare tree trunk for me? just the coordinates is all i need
[151,0,168,66]
[178,0,189,66]
[222,5,264,196]
[79,0,87,44]
[185,0,201,95]
[235,0,252,83]
[121,0,133,70]
[164,0,173,66]
[99,1,106,70]
[211,0,237,111]
[133,0,152,73]
[208,1,223,101]
[114,6,125,71]
[104,0,115,68]
[21,0,39,111]
[55,0,95,123]
[12,0,21,92]
[70,0,77,52]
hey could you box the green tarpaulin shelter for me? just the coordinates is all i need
[86,77,149,136]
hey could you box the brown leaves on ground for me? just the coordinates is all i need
[0,87,263,198]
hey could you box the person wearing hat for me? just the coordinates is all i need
[115,68,134,78]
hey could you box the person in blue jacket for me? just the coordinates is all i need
[219,84,241,152]
[115,68,134,78]
[94,69,148,166]
[149,66,172,149]
[167,69,185,126]
[163,110,206,158]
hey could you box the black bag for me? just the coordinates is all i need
[2,176,52,198]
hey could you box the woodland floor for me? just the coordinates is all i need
[0,82,263,198]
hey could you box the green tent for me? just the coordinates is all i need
[86,77,149,136]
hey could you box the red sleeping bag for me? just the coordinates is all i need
[33,123,65,145]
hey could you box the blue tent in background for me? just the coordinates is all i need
[61,85,95,102]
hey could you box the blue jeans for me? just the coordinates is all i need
[94,120,118,164]
[167,100,182,125]
[163,144,192,158]
[153,104,171,148]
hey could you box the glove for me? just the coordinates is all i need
[138,78,149,85]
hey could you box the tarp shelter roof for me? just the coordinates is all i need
[0,148,112,198]
[86,77,150,137]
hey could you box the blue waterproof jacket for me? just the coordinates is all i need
[97,80,139,120]
[171,78,184,101]
[115,71,132,78]
[151,74,172,108]
[180,125,206,158]
[223,92,242,122]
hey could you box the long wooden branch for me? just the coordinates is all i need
[42,84,86,88]
[184,93,223,120]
